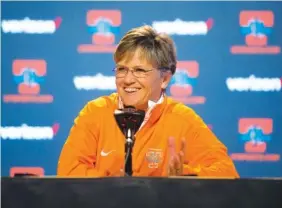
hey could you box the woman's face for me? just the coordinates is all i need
[115,49,171,110]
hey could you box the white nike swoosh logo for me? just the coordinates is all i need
[101,150,116,156]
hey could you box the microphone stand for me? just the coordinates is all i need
[124,128,134,176]
[114,106,145,177]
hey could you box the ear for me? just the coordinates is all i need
[161,71,172,90]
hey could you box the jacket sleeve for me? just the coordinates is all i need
[57,102,105,177]
[183,112,239,178]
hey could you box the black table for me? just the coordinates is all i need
[2,177,282,208]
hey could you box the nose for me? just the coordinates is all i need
[123,70,136,84]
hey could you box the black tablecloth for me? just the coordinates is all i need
[2,177,282,208]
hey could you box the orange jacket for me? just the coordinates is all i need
[57,93,239,178]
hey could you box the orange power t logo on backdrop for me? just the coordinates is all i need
[77,10,121,53]
[168,61,206,105]
[3,59,53,103]
[230,118,280,161]
[10,167,44,177]
[231,10,280,54]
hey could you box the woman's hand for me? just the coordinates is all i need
[168,137,186,176]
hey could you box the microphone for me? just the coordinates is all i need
[114,106,145,176]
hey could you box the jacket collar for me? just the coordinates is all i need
[117,93,164,111]
[111,93,167,129]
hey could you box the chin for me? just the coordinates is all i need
[123,100,139,107]
[122,99,146,109]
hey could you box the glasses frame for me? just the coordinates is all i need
[113,66,170,78]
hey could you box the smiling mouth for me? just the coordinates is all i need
[124,87,141,93]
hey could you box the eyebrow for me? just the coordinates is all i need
[116,64,147,69]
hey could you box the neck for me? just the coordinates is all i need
[137,103,149,111]
[118,92,163,112]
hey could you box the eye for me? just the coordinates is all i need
[135,68,147,73]
[116,67,127,72]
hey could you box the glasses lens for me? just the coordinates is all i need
[114,67,152,78]
[133,71,146,78]
[114,67,127,77]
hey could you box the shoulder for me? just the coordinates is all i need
[166,97,197,117]
[83,93,118,111]
[165,97,204,125]
[72,93,118,127]
[77,93,118,118]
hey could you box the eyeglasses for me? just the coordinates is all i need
[113,66,170,78]
[113,66,154,78]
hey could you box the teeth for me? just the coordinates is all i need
[124,88,139,92]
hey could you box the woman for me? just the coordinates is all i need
[57,25,239,178]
